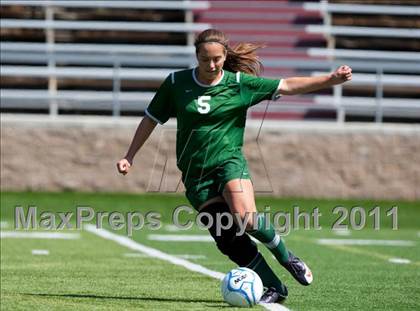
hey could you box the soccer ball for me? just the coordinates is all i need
[221,267,264,307]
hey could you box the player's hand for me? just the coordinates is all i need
[117,158,132,175]
[330,65,352,85]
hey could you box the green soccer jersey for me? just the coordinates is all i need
[146,68,281,178]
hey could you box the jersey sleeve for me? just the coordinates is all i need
[239,72,282,107]
[145,75,175,124]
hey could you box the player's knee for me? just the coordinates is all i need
[199,202,236,243]
[199,202,258,266]
[243,214,257,231]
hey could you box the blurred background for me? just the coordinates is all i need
[1,0,419,122]
[1,0,419,199]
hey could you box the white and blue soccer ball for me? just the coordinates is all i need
[221,267,264,307]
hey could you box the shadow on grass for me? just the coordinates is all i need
[21,292,225,305]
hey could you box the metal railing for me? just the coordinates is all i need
[301,0,420,123]
[0,0,209,116]
[1,0,419,123]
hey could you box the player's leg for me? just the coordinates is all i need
[198,201,287,300]
[222,178,289,261]
[223,178,313,286]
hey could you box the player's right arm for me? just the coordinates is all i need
[117,115,157,175]
[117,73,174,175]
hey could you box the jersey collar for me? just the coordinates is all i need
[192,67,225,88]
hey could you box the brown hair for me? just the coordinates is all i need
[194,29,264,76]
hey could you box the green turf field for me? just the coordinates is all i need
[1,192,419,310]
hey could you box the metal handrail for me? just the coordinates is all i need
[0,0,210,10]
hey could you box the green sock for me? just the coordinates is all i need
[247,252,287,295]
[248,214,289,264]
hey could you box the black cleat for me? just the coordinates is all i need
[282,251,313,286]
[260,286,288,304]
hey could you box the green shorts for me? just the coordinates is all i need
[183,153,251,210]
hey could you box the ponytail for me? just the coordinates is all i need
[225,43,264,76]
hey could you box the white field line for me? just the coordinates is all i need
[148,234,214,242]
[260,303,291,311]
[333,229,351,236]
[0,231,80,239]
[123,253,206,260]
[31,249,50,255]
[317,238,415,247]
[388,258,411,264]
[85,225,290,311]
[164,224,184,232]
[177,254,207,260]
[85,225,224,280]
[148,233,261,244]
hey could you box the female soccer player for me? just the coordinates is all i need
[117,29,352,303]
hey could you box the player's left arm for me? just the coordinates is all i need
[278,65,352,96]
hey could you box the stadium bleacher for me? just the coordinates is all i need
[0,0,419,122]
[302,0,420,122]
[0,0,209,116]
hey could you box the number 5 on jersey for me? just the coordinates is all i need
[197,96,211,114]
